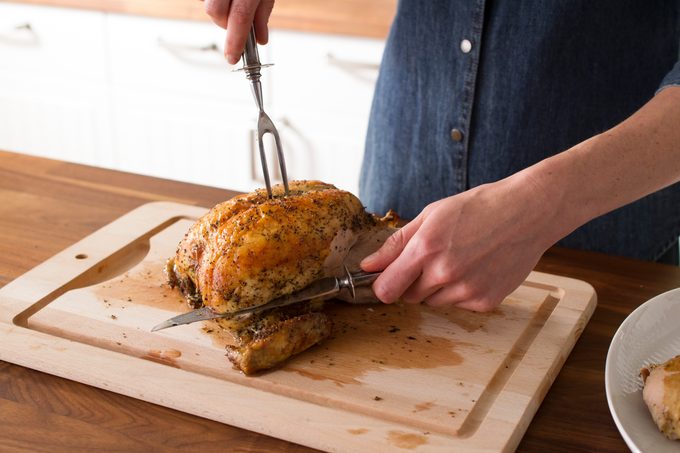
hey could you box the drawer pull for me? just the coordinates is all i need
[0,22,38,46]
[157,37,220,54]
[157,37,230,67]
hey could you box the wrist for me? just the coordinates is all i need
[505,147,596,249]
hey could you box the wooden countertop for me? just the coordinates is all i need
[1,150,678,451]
[3,0,397,38]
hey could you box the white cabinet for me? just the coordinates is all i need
[0,3,111,165]
[270,31,382,117]
[269,31,383,194]
[110,89,254,190]
[106,14,260,190]
[0,3,107,80]
[106,14,257,103]
[0,76,111,166]
[0,3,385,195]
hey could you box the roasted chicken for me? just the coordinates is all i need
[641,354,680,440]
[165,181,397,374]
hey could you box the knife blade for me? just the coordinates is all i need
[151,270,380,332]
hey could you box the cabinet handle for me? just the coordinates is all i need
[157,37,231,66]
[326,53,380,72]
[157,37,220,53]
[0,22,39,46]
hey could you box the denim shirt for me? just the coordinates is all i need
[360,0,680,261]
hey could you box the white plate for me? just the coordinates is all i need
[605,288,680,452]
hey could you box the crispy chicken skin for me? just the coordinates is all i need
[167,181,378,313]
[641,354,680,440]
[165,181,396,374]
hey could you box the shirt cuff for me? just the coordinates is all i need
[656,60,680,94]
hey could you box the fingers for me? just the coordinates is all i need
[224,0,259,64]
[360,217,422,272]
[204,0,274,64]
[205,0,231,29]
[422,284,501,312]
[372,251,423,304]
[360,215,431,304]
[452,299,499,312]
[400,274,443,304]
[254,0,275,44]
[358,221,423,304]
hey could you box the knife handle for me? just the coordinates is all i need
[340,270,381,304]
[351,271,381,287]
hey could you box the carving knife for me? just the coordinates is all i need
[151,269,380,332]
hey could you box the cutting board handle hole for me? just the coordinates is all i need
[75,254,88,260]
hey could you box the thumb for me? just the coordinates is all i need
[360,217,423,272]
[254,0,275,44]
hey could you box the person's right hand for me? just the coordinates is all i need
[360,174,559,312]
[202,0,275,65]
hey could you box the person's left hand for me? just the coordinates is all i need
[202,0,275,64]
[360,173,562,311]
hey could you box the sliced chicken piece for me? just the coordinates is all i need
[641,354,680,440]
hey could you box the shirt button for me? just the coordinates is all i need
[460,39,472,53]
[450,128,463,142]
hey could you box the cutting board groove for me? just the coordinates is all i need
[0,202,597,452]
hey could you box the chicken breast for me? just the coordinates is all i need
[641,354,680,440]
[165,181,397,374]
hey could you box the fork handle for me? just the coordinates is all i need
[242,26,260,70]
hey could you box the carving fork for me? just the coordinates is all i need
[237,26,289,198]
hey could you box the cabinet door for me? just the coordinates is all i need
[0,74,111,165]
[268,30,384,194]
[111,89,255,192]
[107,13,263,192]
[269,30,383,116]
[106,13,263,103]
[0,3,110,164]
[0,3,107,81]
[273,111,368,195]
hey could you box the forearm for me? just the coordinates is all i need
[521,86,680,243]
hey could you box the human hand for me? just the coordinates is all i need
[361,174,561,312]
[202,0,275,64]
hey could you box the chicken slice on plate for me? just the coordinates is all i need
[641,354,680,440]
[165,180,397,374]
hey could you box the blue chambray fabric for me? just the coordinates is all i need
[360,0,680,261]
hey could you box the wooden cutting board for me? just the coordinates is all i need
[0,201,596,452]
